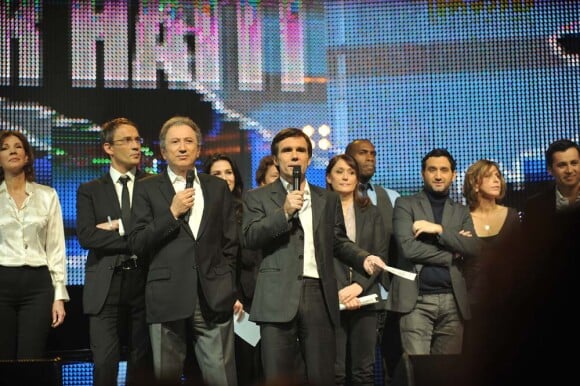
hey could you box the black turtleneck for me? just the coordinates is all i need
[418,188,453,294]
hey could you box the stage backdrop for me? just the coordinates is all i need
[1,0,579,382]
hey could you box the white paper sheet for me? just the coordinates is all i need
[339,294,379,310]
[384,266,417,281]
[233,312,261,347]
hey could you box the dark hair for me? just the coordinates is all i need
[325,154,370,208]
[255,155,277,186]
[100,117,138,145]
[0,130,35,183]
[545,139,580,169]
[202,153,244,200]
[422,148,457,172]
[345,138,373,157]
[463,159,507,210]
[159,116,202,150]
[202,153,244,224]
[271,128,313,158]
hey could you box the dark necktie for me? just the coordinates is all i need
[359,182,370,199]
[119,175,131,227]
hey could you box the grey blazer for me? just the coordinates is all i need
[386,190,479,320]
[242,180,369,326]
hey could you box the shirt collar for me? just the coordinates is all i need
[361,181,374,191]
[0,180,34,194]
[110,167,136,183]
[555,185,580,209]
[167,167,199,185]
[280,177,311,196]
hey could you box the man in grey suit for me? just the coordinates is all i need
[242,128,387,385]
[129,116,239,385]
[387,148,478,355]
[76,118,151,386]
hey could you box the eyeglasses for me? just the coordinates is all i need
[110,136,143,146]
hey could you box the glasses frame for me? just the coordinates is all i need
[109,136,144,146]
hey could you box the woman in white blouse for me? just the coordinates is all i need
[0,130,69,359]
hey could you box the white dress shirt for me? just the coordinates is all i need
[282,178,318,278]
[109,167,137,236]
[0,181,70,301]
[167,167,204,238]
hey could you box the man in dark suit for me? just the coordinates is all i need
[129,116,238,385]
[387,148,479,355]
[76,117,151,386]
[242,128,387,385]
[524,139,580,228]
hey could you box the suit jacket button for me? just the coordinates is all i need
[297,275,303,280]
[298,254,303,260]
[299,235,304,240]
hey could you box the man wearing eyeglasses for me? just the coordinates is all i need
[76,117,152,386]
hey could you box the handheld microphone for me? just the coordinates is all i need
[292,166,301,191]
[292,166,301,219]
[184,169,195,222]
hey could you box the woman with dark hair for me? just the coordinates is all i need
[202,153,262,385]
[326,154,387,386]
[254,155,279,187]
[0,130,69,359]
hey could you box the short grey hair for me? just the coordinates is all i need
[159,116,202,150]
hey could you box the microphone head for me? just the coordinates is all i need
[292,166,301,179]
[185,169,195,189]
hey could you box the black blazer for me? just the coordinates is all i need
[524,186,556,227]
[334,203,388,309]
[129,171,239,324]
[374,185,398,292]
[234,199,261,311]
[242,180,369,327]
[76,170,149,315]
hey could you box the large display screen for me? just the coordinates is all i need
[1,1,578,381]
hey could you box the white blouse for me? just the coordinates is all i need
[0,181,69,301]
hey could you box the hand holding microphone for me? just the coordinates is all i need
[284,166,303,219]
[183,169,195,222]
[170,169,195,220]
[292,165,301,191]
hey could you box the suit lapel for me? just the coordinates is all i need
[354,204,363,244]
[310,185,325,234]
[441,198,454,228]
[158,171,194,239]
[102,174,121,215]
[269,179,288,209]
[196,174,210,239]
[418,191,435,222]
[157,171,176,204]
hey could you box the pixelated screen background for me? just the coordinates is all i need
[1,0,579,382]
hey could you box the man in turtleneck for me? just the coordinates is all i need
[386,148,479,355]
